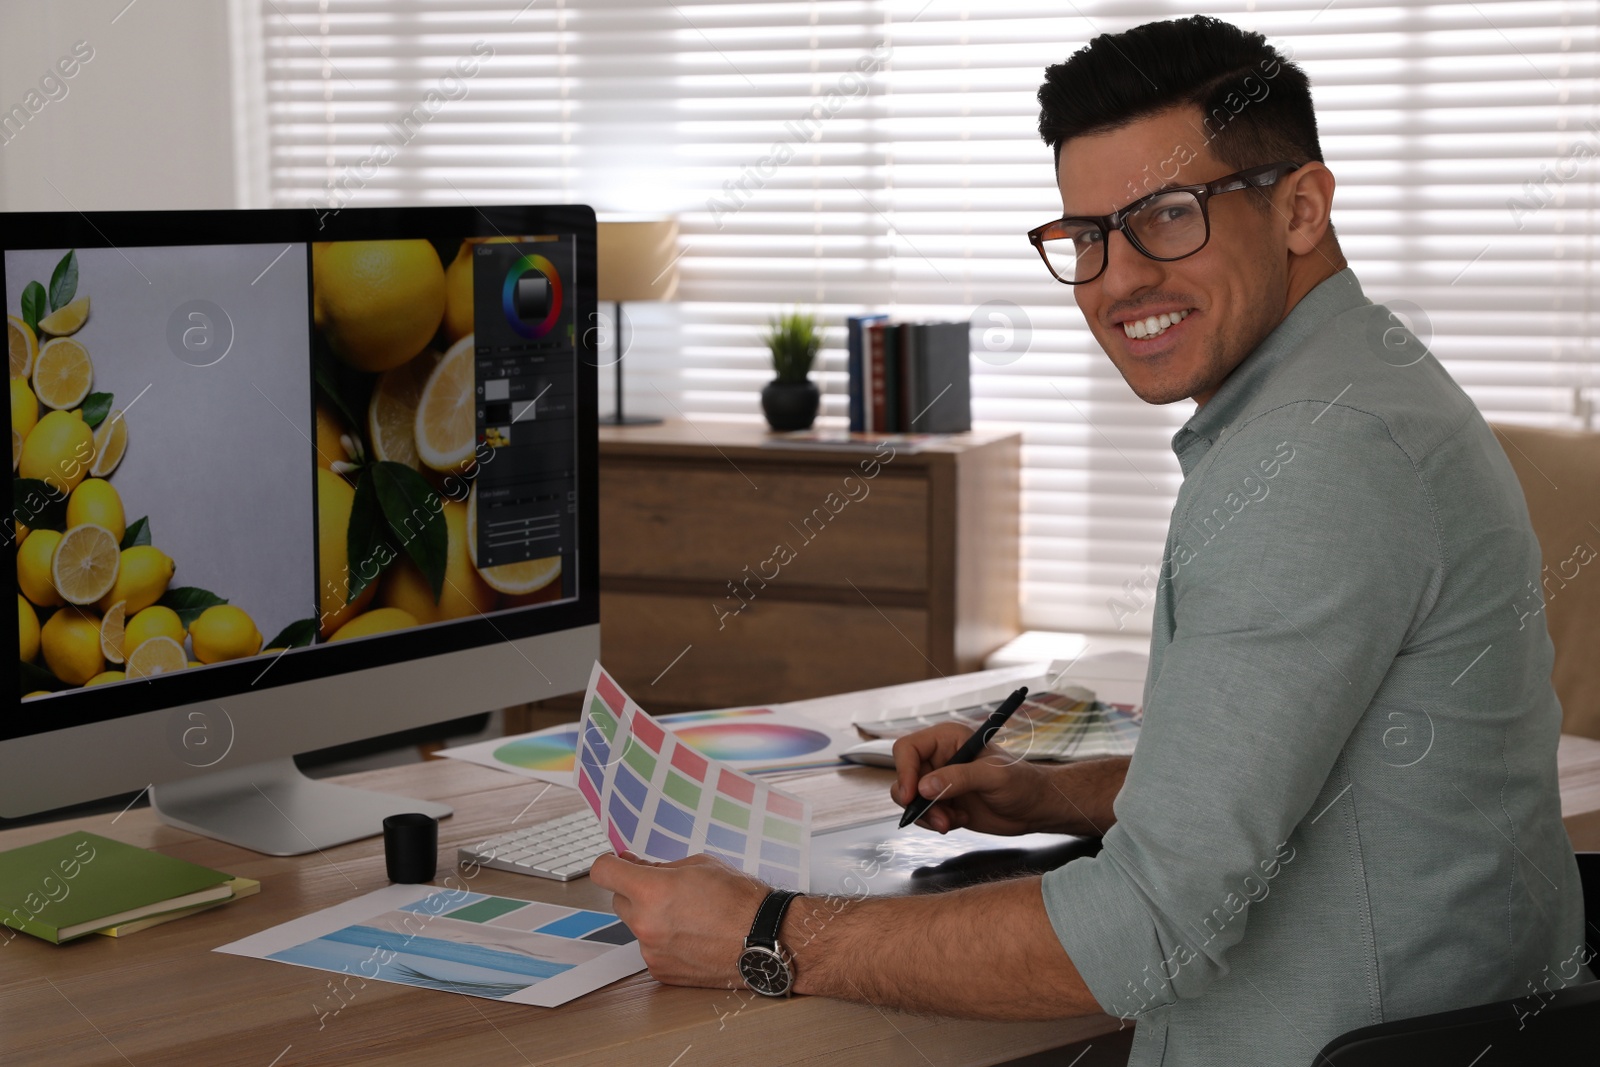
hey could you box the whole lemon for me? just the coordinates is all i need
[329,607,417,642]
[378,501,495,623]
[313,240,446,373]
[41,606,105,686]
[17,529,64,608]
[86,670,125,686]
[190,604,263,663]
[19,594,40,661]
[65,478,126,543]
[125,604,186,653]
[443,241,476,342]
[11,377,38,440]
[317,468,377,636]
[98,545,175,615]
[19,409,95,494]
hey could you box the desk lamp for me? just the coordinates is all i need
[597,218,679,425]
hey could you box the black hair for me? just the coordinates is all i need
[1038,16,1322,175]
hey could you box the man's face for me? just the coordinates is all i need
[1057,106,1291,406]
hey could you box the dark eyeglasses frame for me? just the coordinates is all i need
[1027,161,1303,285]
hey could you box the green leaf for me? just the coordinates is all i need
[344,467,392,605]
[80,391,114,429]
[21,281,46,334]
[121,516,150,548]
[13,478,68,532]
[158,587,228,628]
[372,461,447,601]
[265,617,319,650]
[48,250,78,311]
[20,661,63,697]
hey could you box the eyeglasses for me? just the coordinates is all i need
[1027,161,1302,285]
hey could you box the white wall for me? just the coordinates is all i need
[0,0,237,212]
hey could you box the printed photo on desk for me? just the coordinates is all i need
[575,663,813,890]
[216,884,644,1008]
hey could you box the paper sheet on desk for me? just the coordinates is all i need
[439,704,850,788]
[215,884,644,1008]
[575,663,812,891]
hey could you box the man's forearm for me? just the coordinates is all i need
[781,877,1102,1020]
[1040,756,1129,837]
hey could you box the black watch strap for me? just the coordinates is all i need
[746,889,802,950]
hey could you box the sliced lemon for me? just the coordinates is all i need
[126,635,187,679]
[370,349,440,469]
[465,483,563,595]
[52,523,121,606]
[33,337,94,410]
[100,599,127,664]
[37,296,90,337]
[90,409,127,477]
[414,334,475,471]
[8,314,37,379]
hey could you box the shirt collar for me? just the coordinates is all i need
[1172,267,1369,465]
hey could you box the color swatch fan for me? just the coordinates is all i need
[575,663,811,891]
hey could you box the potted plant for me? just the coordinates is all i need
[759,309,822,431]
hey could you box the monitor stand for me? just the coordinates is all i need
[151,757,452,857]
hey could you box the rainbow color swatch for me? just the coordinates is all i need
[501,253,563,338]
[575,664,811,890]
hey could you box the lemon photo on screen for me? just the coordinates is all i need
[12,245,318,698]
[305,232,576,651]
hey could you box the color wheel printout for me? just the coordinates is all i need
[575,663,812,891]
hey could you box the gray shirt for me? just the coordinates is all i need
[1040,268,1587,1065]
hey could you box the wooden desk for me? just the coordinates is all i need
[5,656,1598,1066]
[0,760,1121,1066]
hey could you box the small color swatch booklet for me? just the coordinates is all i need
[0,832,247,944]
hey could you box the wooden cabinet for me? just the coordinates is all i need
[592,422,1020,712]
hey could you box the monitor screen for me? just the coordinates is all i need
[7,207,599,756]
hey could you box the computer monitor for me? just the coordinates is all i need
[5,206,600,855]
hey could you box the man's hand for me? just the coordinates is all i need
[589,852,768,988]
[890,723,1056,835]
[891,725,1131,837]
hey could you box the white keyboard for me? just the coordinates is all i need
[457,809,614,881]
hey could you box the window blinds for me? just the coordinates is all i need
[253,0,1598,636]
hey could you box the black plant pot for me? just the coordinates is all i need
[760,379,820,431]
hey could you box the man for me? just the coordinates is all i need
[593,16,1588,1063]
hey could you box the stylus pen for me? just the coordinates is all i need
[899,686,1029,829]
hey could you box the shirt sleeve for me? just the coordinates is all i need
[1040,402,1441,1017]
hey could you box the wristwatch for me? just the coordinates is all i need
[738,889,802,997]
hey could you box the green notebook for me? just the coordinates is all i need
[0,832,234,944]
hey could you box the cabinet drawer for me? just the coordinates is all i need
[600,591,933,709]
[600,462,928,592]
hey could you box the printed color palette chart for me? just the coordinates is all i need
[575,663,812,890]
[216,884,644,1008]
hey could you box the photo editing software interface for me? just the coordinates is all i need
[9,235,580,704]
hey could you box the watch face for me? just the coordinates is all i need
[738,945,793,997]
